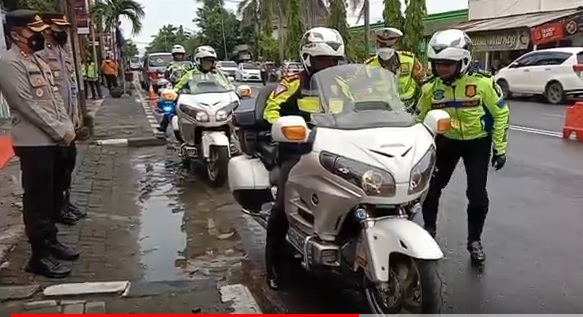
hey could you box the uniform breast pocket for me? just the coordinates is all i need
[27,72,52,100]
[48,60,64,80]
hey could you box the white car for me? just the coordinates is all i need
[235,62,261,82]
[494,47,583,104]
[216,60,238,78]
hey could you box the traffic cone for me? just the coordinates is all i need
[147,83,157,101]
[0,135,14,170]
[563,101,583,141]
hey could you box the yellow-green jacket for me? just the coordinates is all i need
[416,72,510,155]
[365,51,424,102]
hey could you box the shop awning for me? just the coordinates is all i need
[454,8,581,33]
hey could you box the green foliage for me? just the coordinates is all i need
[90,0,145,35]
[123,39,139,57]
[347,32,369,62]
[285,0,304,60]
[5,0,57,11]
[146,25,193,53]
[327,0,352,57]
[382,0,403,30]
[258,33,278,61]
[401,0,426,55]
[195,0,242,60]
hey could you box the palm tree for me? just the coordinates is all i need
[348,0,369,53]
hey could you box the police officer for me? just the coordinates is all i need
[365,27,424,111]
[263,27,346,289]
[164,44,192,83]
[82,56,102,100]
[38,12,86,224]
[0,9,80,278]
[416,29,509,264]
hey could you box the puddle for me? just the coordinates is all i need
[131,151,246,282]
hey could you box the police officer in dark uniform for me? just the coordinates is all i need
[0,10,80,278]
[38,12,86,224]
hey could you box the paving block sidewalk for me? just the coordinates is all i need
[92,94,156,142]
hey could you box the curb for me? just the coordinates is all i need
[92,137,166,147]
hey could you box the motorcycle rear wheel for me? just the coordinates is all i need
[365,256,443,314]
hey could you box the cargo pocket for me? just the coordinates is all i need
[27,72,51,100]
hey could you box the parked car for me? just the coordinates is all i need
[140,52,172,92]
[235,62,261,82]
[216,60,238,78]
[494,47,583,104]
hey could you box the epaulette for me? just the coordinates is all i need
[421,75,436,85]
[283,73,301,82]
[364,56,375,64]
[398,51,415,57]
[469,70,492,78]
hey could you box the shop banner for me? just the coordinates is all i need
[531,21,565,45]
[565,15,583,36]
[471,30,530,52]
[74,0,89,34]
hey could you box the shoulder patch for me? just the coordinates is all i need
[283,73,300,82]
[470,70,492,78]
[398,51,414,57]
[272,83,288,97]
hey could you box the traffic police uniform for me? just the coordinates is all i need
[37,12,86,223]
[0,10,79,278]
[416,70,510,257]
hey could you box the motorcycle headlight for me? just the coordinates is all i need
[408,146,436,195]
[216,110,228,121]
[195,111,209,122]
[319,151,396,197]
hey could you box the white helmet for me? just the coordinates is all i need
[427,29,472,77]
[194,45,217,64]
[300,27,345,74]
[374,27,403,61]
[171,44,186,55]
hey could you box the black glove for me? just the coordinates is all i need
[491,152,506,170]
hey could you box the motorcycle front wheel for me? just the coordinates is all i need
[364,255,443,314]
[206,145,229,187]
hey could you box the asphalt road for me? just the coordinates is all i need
[230,89,583,313]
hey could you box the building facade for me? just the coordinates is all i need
[456,0,583,71]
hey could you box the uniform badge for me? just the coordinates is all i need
[432,89,445,100]
[34,15,42,21]
[35,89,44,97]
[272,84,288,97]
[400,63,410,73]
[465,85,477,98]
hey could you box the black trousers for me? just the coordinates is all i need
[260,71,267,86]
[14,146,66,254]
[265,154,300,275]
[61,141,77,192]
[159,115,169,131]
[422,136,492,242]
[84,80,101,99]
[105,74,118,90]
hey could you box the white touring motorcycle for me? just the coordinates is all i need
[229,64,451,314]
[174,72,249,186]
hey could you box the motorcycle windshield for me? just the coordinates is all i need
[186,72,235,95]
[302,64,415,130]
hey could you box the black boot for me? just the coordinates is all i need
[64,191,86,219]
[26,246,71,278]
[424,225,436,238]
[266,266,280,290]
[56,209,78,225]
[467,240,486,264]
[48,240,80,261]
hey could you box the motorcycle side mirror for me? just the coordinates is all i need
[271,115,309,143]
[228,76,235,82]
[423,109,451,135]
[236,85,252,98]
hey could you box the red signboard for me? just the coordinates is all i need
[74,0,88,28]
[531,21,565,45]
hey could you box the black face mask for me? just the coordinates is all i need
[54,31,68,46]
[27,32,45,52]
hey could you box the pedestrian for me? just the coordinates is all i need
[259,59,267,86]
[417,29,509,265]
[83,57,102,99]
[101,54,119,90]
[0,9,80,279]
[38,11,87,224]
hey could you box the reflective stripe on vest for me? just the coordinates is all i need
[397,52,417,100]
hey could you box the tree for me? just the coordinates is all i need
[401,0,426,55]
[146,25,199,54]
[327,0,352,59]
[123,39,139,57]
[195,0,241,60]
[90,0,145,35]
[383,0,403,30]
[285,0,304,60]
[258,33,278,61]
[2,0,57,10]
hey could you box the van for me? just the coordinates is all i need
[140,52,172,92]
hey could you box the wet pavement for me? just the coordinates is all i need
[509,98,567,132]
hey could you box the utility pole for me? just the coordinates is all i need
[220,8,228,59]
[363,0,370,55]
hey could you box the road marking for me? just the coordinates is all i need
[134,82,161,136]
[542,113,564,118]
[509,125,563,138]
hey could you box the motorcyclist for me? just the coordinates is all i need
[365,27,424,112]
[164,44,192,84]
[416,29,510,264]
[262,27,346,290]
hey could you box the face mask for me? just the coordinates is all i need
[377,47,395,61]
[54,31,68,46]
[27,32,45,52]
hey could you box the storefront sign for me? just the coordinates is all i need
[531,21,565,45]
[471,30,530,52]
[74,0,89,34]
[565,15,583,36]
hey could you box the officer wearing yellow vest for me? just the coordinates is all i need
[365,27,424,112]
[82,57,102,100]
[417,29,510,265]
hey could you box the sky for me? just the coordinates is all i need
[120,0,468,54]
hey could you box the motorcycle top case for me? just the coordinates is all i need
[233,85,273,131]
